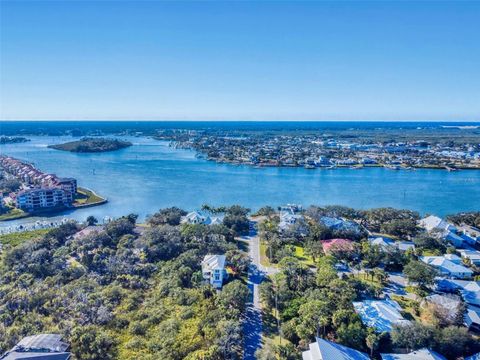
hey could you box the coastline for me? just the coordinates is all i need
[196,155,480,171]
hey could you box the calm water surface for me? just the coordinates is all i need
[1,136,479,227]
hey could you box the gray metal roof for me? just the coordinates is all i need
[1,334,70,360]
[1,351,71,360]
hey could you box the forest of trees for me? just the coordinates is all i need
[1,204,479,359]
[48,138,132,153]
[0,207,250,360]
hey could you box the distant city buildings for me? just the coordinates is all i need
[159,130,480,170]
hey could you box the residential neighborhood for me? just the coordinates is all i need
[0,155,77,212]
[1,204,480,360]
[157,129,480,170]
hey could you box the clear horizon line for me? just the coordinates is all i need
[1,119,479,123]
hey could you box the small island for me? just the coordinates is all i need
[0,136,30,144]
[48,137,132,153]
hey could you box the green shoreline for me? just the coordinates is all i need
[0,187,107,222]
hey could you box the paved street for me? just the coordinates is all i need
[243,221,264,360]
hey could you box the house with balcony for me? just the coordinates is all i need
[201,254,228,289]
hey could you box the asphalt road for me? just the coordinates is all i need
[243,221,264,360]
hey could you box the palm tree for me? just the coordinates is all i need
[366,329,380,357]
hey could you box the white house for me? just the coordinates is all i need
[368,236,415,252]
[353,298,409,332]
[419,215,456,233]
[201,254,228,289]
[182,211,206,224]
[419,215,468,248]
[302,337,369,360]
[421,256,473,279]
[182,211,224,226]
[279,212,303,231]
[369,236,394,248]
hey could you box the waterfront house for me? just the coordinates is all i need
[353,298,409,332]
[0,334,71,360]
[15,188,72,212]
[418,215,467,247]
[201,254,227,289]
[182,211,224,226]
[280,204,303,215]
[203,216,223,225]
[182,211,206,224]
[421,256,473,279]
[302,337,369,360]
[320,216,362,234]
[419,215,456,233]
[279,212,304,232]
[381,349,446,360]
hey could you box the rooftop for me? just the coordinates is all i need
[381,348,446,360]
[302,337,369,360]
[353,299,409,332]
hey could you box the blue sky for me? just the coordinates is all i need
[1,1,479,121]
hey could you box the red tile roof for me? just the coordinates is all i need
[322,238,354,253]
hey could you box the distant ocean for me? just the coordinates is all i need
[1,120,479,135]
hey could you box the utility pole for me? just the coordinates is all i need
[274,279,282,345]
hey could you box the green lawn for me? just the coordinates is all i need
[0,208,28,221]
[74,187,105,206]
[391,294,420,321]
[260,241,275,267]
[352,273,384,292]
[294,245,315,267]
[0,229,50,247]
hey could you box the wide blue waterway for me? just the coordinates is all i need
[1,136,479,227]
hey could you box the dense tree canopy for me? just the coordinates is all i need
[0,208,249,360]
